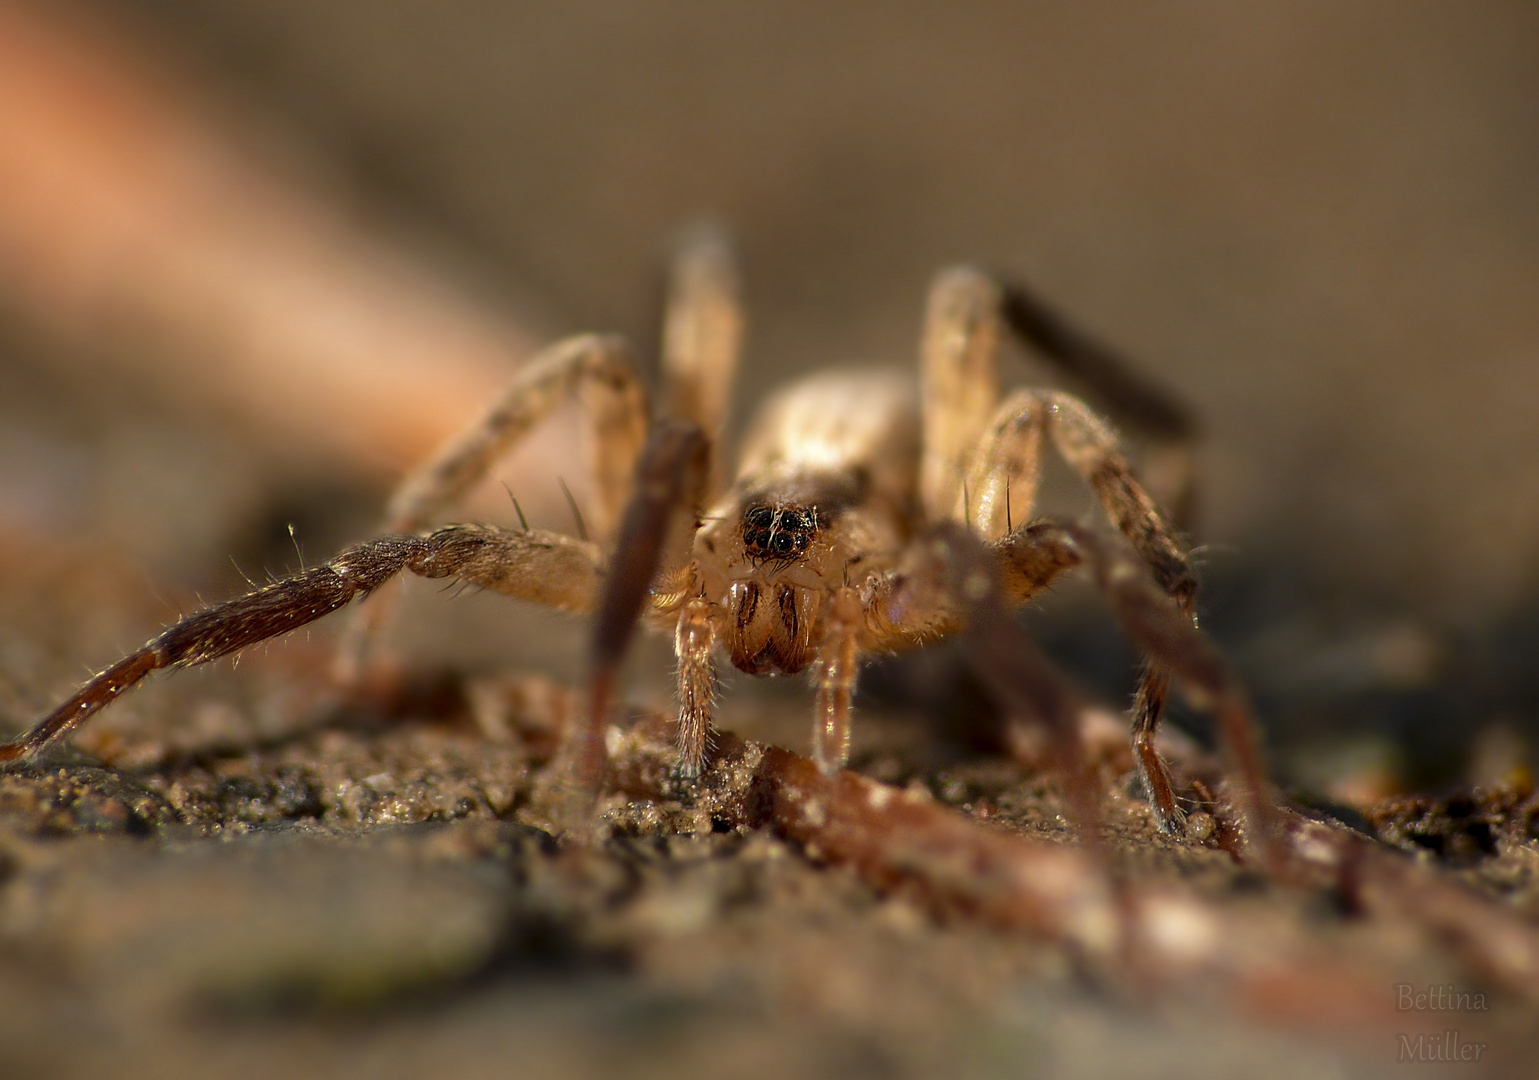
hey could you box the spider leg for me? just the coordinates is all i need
[585,231,737,780]
[1027,391,1200,829]
[0,525,603,767]
[902,301,1199,811]
[869,522,1272,859]
[919,268,1003,524]
[660,225,742,501]
[1043,522,1276,861]
[957,390,1046,540]
[999,278,1198,531]
[383,333,648,542]
[810,586,863,773]
[1026,389,1195,602]
[922,268,1194,602]
[954,374,1198,825]
[338,333,648,677]
[672,597,717,778]
[579,420,709,796]
[919,265,1192,559]
[857,524,1105,842]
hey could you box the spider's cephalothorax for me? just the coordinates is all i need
[0,234,1264,842]
[724,502,821,675]
[681,371,920,703]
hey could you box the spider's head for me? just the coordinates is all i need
[741,504,816,563]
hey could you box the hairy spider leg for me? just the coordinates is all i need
[660,225,743,501]
[581,420,709,794]
[383,334,648,542]
[917,267,1200,833]
[919,268,1003,526]
[0,526,604,767]
[967,387,1199,831]
[335,333,649,679]
[998,279,1198,533]
[1049,523,1275,864]
[865,521,1273,863]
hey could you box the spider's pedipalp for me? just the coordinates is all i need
[811,586,862,773]
[990,521,1087,607]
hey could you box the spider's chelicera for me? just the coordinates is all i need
[1,231,1241,837]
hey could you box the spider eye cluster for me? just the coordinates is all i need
[743,506,814,559]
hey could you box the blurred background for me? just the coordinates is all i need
[2,0,1537,797]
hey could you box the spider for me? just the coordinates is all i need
[0,231,1223,835]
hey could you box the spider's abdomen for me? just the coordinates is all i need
[734,370,919,509]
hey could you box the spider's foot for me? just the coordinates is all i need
[672,744,709,784]
[1127,764,1190,836]
[1151,802,1189,837]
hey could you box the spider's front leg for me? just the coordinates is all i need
[660,224,742,500]
[869,522,1275,861]
[578,420,710,794]
[382,333,648,542]
[1042,522,1276,863]
[919,267,1200,834]
[997,279,1198,532]
[337,332,649,678]
[964,386,1200,831]
[649,226,742,779]
[0,525,605,767]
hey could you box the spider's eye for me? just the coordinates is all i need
[744,530,761,547]
[794,534,809,550]
[748,507,774,528]
[772,533,794,554]
[778,511,806,531]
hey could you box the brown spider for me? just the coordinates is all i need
[0,231,1252,837]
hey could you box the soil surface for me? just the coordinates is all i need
[1,610,1537,1080]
